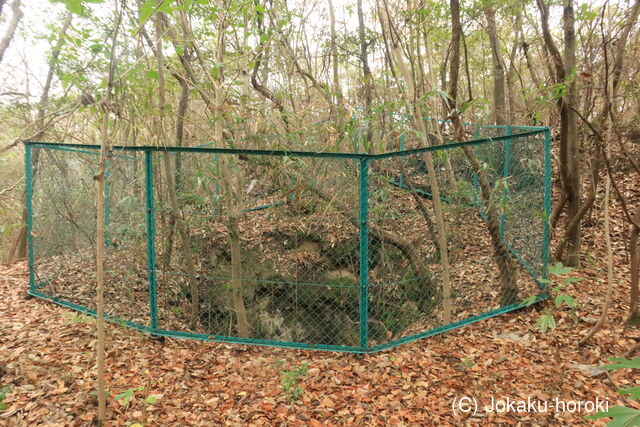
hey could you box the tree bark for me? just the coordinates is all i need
[95,6,121,423]
[630,212,639,324]
[380,0,453,322]
[327,0,344,136]
[0,0,22,66]
[153,9,200,328]
[251,0,289,128]
[215,0,250,338]
[7,13,72,263]
[562,0,581,267]
[484,5,506,125]
[536,0,582,267]
[450,0,519,304]
[357,0,373,150]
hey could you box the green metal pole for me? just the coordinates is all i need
[215,142,221,215]
[358,158,370,350]
[399,133,405,186]
[499,125,512,238]
[104,159,111,249]
[472,126,480,208]
[542,129,552,285]
[144,151,159,330]
[25,143,35,293]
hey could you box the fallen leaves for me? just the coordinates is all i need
[0,193,639,426]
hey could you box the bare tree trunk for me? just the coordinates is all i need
[537,0,582,267]
[422,21,457,186]
[0,0,22,65]
[554,152,600,261]
[450,0,518,304]
[153,10,200,328]
[95,6,121,423]
[380,0,453,323]
[484,5,506,125]
[160,73,190,270]
[631,214,639,324]
[598,0,640,125]
[95,110,109,426]
[448,0,462,111]
[7,13,72,263]
[563,0,581,266]
[215,0,249,338]
[506,9,523,123]
[327,0,344,136]
[357,0,373,150]
[251,0,288,129]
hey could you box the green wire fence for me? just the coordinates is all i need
[25,123,551,353]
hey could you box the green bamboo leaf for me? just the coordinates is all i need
[603,358,640,370]
[585,406,640,426]
[619,386,640,400]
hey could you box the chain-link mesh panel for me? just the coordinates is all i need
[27,127,548,352]
[367,131,545,347]
[153,152,362,347]
[30,147,149,326]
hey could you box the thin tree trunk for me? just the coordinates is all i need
[630,213,640,324]
[450,0,518,304]
[357,0,373,150]
[380,0,453,323]
[0,0,22,65]
[537,0,582,267]
[554,153,601,261]
[215,0,249,338]
[327,0,344,136]
[251,0,288,129]
[598,0,640,125]
[7,13,72,263]
[154,10,200,328]
[160,73,189,270]
[563,0,581,266]
[484,5,506,125]
[95,6,121,423]
[506,8,523,123]
[462,145,519,304]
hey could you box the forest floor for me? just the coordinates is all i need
[0,237,639,426]
[1,168,640,426]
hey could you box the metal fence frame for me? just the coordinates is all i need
[24,125,552,353]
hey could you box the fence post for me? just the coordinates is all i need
[358,157,370,350]
[472,126,480,208]
[144,150,159,331]
[500,125,512,238]
[542,128,552,286]
[398,133,405,186]
[104,159,111,249]
[25,143,35,294]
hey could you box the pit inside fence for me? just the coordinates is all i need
[25,124,551,353]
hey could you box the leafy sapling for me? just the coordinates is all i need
[276,360,309,402]
[523,262,582,333]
